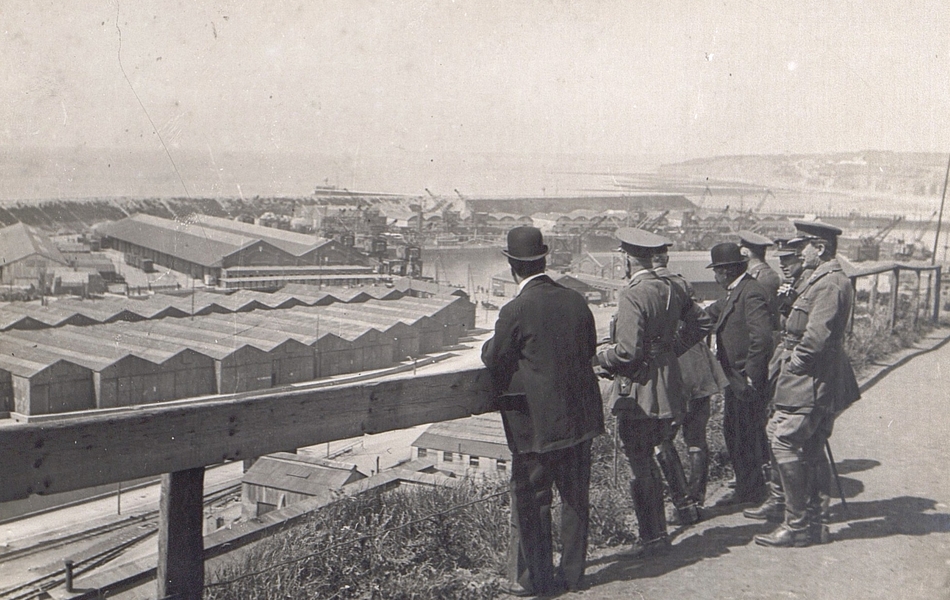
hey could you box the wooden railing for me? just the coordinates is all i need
[0,366,496,599]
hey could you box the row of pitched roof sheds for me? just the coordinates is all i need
[0,285,408,331]
[0,288,475,419]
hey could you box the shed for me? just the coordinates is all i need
[411,413,511,477]
[241,452,366,518]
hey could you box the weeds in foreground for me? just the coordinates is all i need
[206,308,935,598]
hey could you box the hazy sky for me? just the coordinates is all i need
[1,1,948,198]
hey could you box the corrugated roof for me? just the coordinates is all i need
[243,452,363,495]
[412,414,510,460]
[190,214,330,257]
[95,214,265,268]
[0,223,68,268]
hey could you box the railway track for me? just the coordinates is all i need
[0,484,240,600]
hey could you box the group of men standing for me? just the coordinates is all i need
[481,221,860,596]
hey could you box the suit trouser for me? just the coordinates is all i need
[508,439,592,592]
[723,388,768,501]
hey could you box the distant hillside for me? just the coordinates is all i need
[659,151,947,199]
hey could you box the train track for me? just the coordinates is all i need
[0,484,240,600]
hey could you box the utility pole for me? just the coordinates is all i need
[931,152,950,266]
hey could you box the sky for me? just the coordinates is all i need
[1,0,948,199]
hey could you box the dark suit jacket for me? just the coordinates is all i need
[707,274,774,399]
[481,275,604,454]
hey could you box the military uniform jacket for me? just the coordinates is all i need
[654,266,728,400]
[770,259,860,414]
[481,275,605,454]
[595,270,713,419]
[707,274,774,400]
[749,261,783,330]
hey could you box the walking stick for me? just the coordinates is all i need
[824,439,847,514]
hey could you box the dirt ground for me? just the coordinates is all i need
[547,329,950,600]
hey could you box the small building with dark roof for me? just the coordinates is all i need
[411,413,511,478]
[241,452,367,518]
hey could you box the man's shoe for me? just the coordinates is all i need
[754,524,811,548]
[623,535,672,559]
[668,503,701,526]
[743,500,785,522]
[498,581,536,597]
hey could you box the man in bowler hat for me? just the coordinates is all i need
[705,242,775,506]
[481,226,604,595]
[594,228,712,557]
[755,221,860,547]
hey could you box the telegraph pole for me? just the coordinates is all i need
[931,153,950,266]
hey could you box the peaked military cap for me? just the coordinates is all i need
[616,228,673,257]
[706,242,748,268]
[792,220,843,243]
[502,226,549,261]
[775,238,805,258]
[737,230,774,248]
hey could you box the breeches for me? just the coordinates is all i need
[767,409,834,465]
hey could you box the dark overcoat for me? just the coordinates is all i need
[707,274,774,398]
[481,275,605,454]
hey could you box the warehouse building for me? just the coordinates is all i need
[0,223,68,289]
[411,413,511,478]
[95,213,371,286]
[1,292,475,419]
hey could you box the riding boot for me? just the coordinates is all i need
[754,460,811,548]
[686,448,709,507]
[809,458,832,544]
[743,461,785,521]
[656,442,700,525]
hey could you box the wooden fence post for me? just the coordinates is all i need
[913,270,922,326]
[935,266,943,324]
[157,468,206,600]
[889,268,900,331]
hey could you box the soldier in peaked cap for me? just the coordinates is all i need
[482,225,604,595]
[737,230,783,330]
[652,243,728,524]
[594,228,712,557]
[755,221,860,548]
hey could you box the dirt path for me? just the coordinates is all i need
[571,330,950,600]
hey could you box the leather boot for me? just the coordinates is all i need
[630,476,664,543]
[808,458,832,544]
[744,462,785,521]
[656,442,700,526]
[754,460,811,548]
[686,448,709,507]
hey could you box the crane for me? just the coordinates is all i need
[855,216,903,262]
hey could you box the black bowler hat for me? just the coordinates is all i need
[615,228,672,257]
[706,242,748,268]
[502,226,549,261]
[793,220,843,243]
[737,230,774,248]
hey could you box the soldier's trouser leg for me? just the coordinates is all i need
[682,396,711,506]
[618,413,667,543]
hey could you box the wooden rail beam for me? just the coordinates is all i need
[0,367,495,504]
